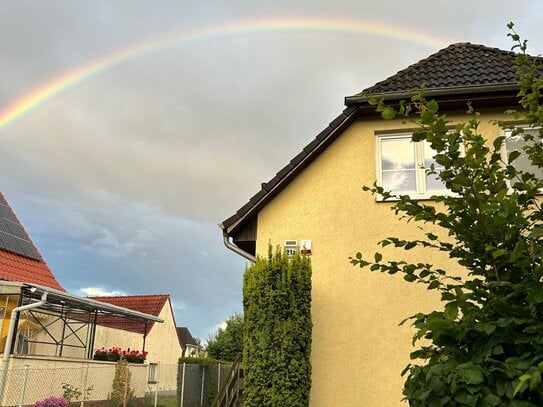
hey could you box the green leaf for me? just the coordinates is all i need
[374,252,383,263]
[528,227,543,239]
[513,373,531,396]
[381,107,397,120]
[404,274,417,282]
[508,150,521,163]
[462,367,484,385]
[444,302,458,320]
[492,248,509,259]
[493,136,505,150]
[484,393,501,406]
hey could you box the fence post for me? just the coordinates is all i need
[153,363,160,407]
[200,366,205,407]
[179,363,186,407]
[217,364,221,394]
[19,364,30,407]
[81,363,89,407]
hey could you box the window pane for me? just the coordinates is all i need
[423,142,446,191]
[505,133,543,180]
[382,169,416,191]
[381,138,415,170]
[381,137,416,192]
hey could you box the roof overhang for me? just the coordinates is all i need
[345,83,520,106]
[0,281,163,323]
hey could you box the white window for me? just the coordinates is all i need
[147,363,158,384]
[501,127,543,183]
[375,133,447,199]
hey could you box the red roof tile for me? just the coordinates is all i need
[0,192,64,291]
[90,294,169,334]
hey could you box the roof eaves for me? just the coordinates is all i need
[223,108,358,235]
[345,82,520,106]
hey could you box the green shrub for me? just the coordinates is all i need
[243,248,312,407]
[177,356,231,365]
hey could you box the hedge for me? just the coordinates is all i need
[243,248,312,406]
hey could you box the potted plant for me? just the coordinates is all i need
[124,349,148,364]
[34,397,69,407]
[93,347,108,361]
[93,346,148,363]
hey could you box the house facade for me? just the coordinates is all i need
[91,294,183,365]
[221,43,539,406]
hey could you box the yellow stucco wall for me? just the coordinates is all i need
[255,110,510,406]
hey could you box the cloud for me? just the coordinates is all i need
[79,287,127,297]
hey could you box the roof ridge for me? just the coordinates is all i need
[90,294,169,299]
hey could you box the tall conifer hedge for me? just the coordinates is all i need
[243,249,312,407]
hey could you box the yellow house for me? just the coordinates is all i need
[220,43,539,406]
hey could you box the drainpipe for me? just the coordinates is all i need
[222,233,256,263]
[0,290,48,402]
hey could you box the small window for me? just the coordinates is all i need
[502,127,543,182]
[376,133,447,199]
[148,363,158,384]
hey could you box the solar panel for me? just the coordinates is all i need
[0,197,42,261]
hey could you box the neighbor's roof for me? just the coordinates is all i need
[221,43,541,236]
[91,294,170,334]
[177,326,197,348]
[0,192,64,291]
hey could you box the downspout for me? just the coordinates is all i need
[0,290,48,402]
[222,232,256,263]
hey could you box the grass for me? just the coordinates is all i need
[144,395,178,407]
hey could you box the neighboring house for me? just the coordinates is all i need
[0,191,164,405]
[91,294,183,365]
[177,326,199,357]
[220,43,542,406]
[91,294,183,395]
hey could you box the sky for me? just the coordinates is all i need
[0,1,542,341]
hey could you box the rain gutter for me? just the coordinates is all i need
[222,231,256,263]
[345,83,520,105]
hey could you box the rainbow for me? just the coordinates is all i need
[0,17,456,132]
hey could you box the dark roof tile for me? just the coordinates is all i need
[356,43,523,96]
[290,151,307,167]
[276,163,294,179]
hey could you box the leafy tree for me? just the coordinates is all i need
[243,248,312,407]
[206,312,244,362]
[351,25,543,405]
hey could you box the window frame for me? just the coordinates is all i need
[375,132,449,200]
[147,362,158,384]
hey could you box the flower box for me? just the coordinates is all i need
[93,347,147,363]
